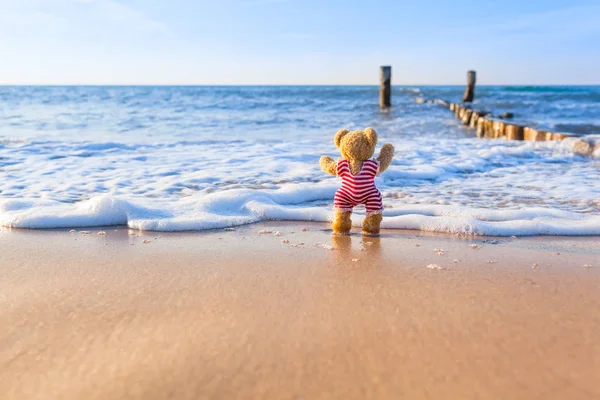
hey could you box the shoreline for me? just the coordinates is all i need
[1,222,599,399]
[4,219,600,238]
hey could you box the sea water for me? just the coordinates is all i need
[1,86,599,235]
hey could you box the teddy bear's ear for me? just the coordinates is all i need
[364,127,378,147]
[334,129,350,148]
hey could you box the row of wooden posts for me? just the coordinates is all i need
[378,66,598,156]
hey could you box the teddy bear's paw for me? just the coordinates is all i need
[332,211,353,234]
[362,213,382,236]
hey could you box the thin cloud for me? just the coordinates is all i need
[73,0,172,36]
[286,33,312,39]
[0,0,172,37]
[243,0,291,5]
[467,4,600,38]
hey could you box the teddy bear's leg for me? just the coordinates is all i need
[332,210,352,234]
[362,213,382,236]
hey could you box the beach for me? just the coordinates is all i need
[3,1,600,398]
[2,222,599,399]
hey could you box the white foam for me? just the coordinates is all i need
[2,184,600,236]
[1,135,600,235]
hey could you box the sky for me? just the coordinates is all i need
[1,0,599,85]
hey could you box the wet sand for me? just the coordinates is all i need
[1,222,599,399]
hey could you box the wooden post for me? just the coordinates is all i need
[462,109,473,126]
[493,120,506,138]
[484,119,495,138]
[463,70,476,103]
[470,112,480,128]
[379,66,391,108]
[524,127,547,141]
[476,118,486,137]
[505,124,524,141]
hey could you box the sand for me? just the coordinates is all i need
[1,222,599,399]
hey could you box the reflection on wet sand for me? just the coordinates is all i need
[331,234,382,264]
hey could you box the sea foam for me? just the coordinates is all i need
[2,184,600,236]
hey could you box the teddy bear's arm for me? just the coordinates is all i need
[377,143,395,173]
[319,156,337,176]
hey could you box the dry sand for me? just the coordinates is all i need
[1,222,599,399]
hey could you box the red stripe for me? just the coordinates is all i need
[335,159,381,210]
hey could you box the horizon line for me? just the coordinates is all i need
[1,83,599,87]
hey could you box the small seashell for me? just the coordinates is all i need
[80,231,91,235]
[143,240,151,244]
[351,258,359,262]
[453,259,460,263]
[470,244,479,249]
[584,264,593,268]
[282,239,290,244]
[69,229,77,233]
[258,230,273,235]
[97,231,106,236]
[316,244,334,250]
[302,228,310,231]
[426,264,447,270]
[273,231,281,236]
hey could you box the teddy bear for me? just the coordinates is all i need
[320,127,394,235]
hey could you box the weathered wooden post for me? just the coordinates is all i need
[379,66,391,108]
[462,109,473,126]
[463,70,476,103]
[470,112,481,128]
[505,124,524,141]
[524,127,548,141]
[476,117,486,137]
[493,120,507,139]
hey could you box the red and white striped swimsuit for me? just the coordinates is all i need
[334,159,383,216]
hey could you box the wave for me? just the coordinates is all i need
[2,185,599,236]
[554,124,600,135]
[501,86,592,93]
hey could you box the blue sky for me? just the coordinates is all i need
[1,0,599,85]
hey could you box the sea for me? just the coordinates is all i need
[1,85,599,236]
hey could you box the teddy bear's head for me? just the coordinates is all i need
[334,127,378,161]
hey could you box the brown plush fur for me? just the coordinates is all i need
[331,210,352,234]
[319,127,395,235]
[362,213,383,236]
